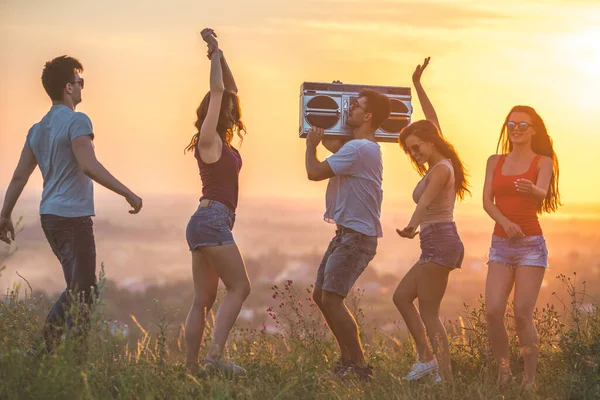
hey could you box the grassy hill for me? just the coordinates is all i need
[1,269,598,400]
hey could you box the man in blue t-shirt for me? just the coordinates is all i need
[305,89,390,380]
[0,55,143,352]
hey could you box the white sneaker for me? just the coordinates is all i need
[402,359,438,381]
[204,358,246,377]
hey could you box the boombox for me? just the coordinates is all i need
[299,81,412,143]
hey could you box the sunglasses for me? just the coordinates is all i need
[506,121,533,133]
[350,100,368,112]
[70,78,85,89]
[408,142,424,154]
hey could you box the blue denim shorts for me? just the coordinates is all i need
[487,235,548,269]
[186,200,236,250]
[315,227,378,298]
[417,222,464,269]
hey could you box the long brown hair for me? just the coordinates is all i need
[185,90,246,153]
[497,105,561,214]
[399,120,471,200]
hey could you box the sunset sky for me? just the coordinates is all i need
[1,0,599,208]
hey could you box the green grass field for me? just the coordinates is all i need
[1,268,598,400]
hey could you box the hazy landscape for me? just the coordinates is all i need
[2,193,599,399]
[2,193,599,339]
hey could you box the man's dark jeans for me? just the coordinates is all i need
[40,214,97,350]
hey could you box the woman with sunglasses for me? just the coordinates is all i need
[393,57,470,382]
[483,106,560,388]
[183,28,251,376]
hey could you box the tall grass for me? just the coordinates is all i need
[1,267,598,399]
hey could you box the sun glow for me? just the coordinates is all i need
[569,29,600,77]
[559,28,600,111]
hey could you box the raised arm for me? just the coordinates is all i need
[482,155,523,238]
[207,44,237,94]
[220,52,238,94]
[413,57,442,133]
[198,28,225,163]
[0,146,38,243]
[305,127,335,181]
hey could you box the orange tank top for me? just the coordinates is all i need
[492,154,542,238]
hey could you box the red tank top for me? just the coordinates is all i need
[492,154,542,238]
[195,142,242,212]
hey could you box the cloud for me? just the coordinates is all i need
[308,1,510,30]
[298,0,598,32]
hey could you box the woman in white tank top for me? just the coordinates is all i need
[392,58,471,382]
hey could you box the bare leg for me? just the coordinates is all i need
[184,251,219,372]
[393,263,434,363]
[416,263,452,379]
[201,243,251,361]
[485,262,515,382]
[321,290,367,367]
[513,266,545,388]
[312,286,351,363]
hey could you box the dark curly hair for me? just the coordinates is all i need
[185,90,246,153]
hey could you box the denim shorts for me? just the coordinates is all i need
[186,200,236,250]
[315,227,377,298]
[487,235,548,268]
[417,222,464,269]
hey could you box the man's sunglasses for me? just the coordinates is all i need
[350,100,368,112]
[70,78,85,89]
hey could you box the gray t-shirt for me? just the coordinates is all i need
[25,105,95,217]
[324,139,383,237]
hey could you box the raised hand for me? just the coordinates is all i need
[306,127,324,148]
[207,43,223,60]
[396,226,419,239]
[412,57,431,85]
[201,28,218,47]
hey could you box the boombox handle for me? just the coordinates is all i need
[342,97,349,119]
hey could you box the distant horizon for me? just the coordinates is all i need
[3,188,600,211]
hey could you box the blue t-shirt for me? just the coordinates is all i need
[324,139,383,237]
[25,105,95,217]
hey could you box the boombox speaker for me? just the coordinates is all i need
[299,81,412,143]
